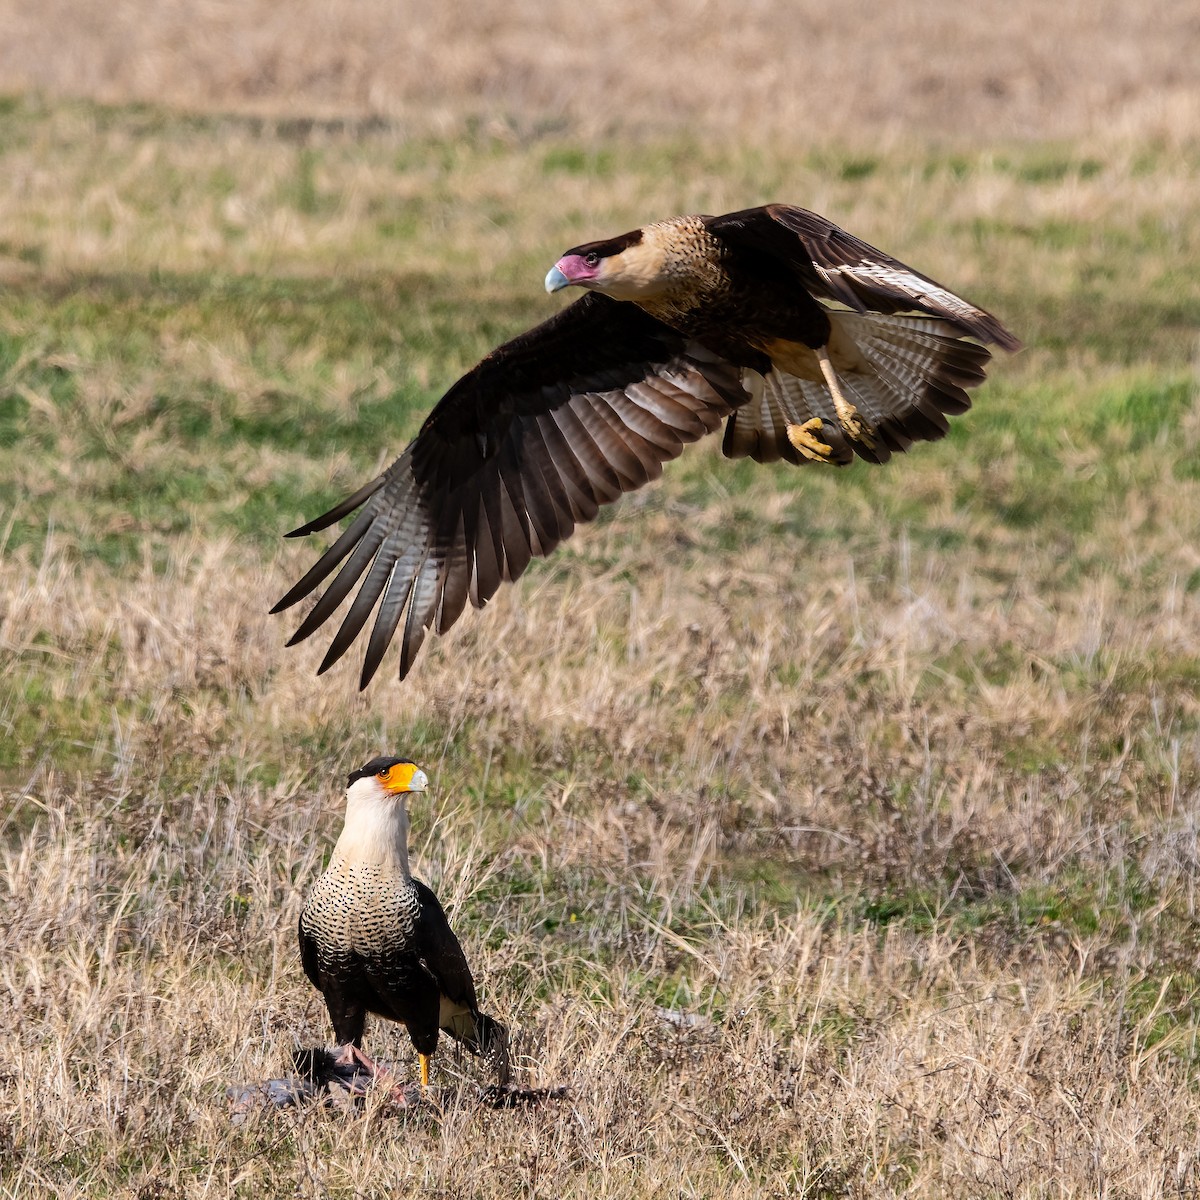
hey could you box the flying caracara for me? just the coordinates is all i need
[274,205,1019,686]
[299,756,509,1092]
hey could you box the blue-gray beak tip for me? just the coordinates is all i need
[544,265,570,294]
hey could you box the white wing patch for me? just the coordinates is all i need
[818,261,989,326]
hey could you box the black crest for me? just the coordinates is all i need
[347,755,413,787]
[563,227,644,260]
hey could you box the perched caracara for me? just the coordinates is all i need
[275,205,1019,686]
[299,756,509,1090]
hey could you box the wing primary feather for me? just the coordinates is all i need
[495,450,534,583]
[515,421,570,552]
[398,557,441,680]
[272,504,378,616]
[470,467,506,605]
[433,509,472,636]
[286,474,388,537]
[469,491,503,609]
[359,560,414,688]
[286,520,390,646]
[318,541,403,673]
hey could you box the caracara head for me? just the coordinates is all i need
[345,755,429,804]
[544,226,669,302]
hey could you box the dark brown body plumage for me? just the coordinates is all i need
[275,204,1020,686]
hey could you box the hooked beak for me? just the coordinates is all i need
[544,264,571,294]
[409,768,429,792]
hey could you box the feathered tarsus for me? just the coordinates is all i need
[274,204,1019,686]
[299,756,509,1091]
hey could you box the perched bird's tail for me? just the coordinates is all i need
[443,1009,511,1086]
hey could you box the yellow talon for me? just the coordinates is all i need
[840,408,876,448]
[419,1052,430,1090]
[787,417,834,462]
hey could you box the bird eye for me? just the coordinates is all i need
[584,252,599,267]
[377,767,390,779]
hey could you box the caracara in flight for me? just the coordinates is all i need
[275,205,1019,686]
[299,756,510,1091]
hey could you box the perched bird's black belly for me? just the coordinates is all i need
[363,950,436,1018]
[343,948,443,1053]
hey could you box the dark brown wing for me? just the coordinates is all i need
[412,881,509,1078]
[722,311,998,468]
[412,879,478,1013]
[298,913,369,1045]
[273,292,747,687]
[706,205,1021,351]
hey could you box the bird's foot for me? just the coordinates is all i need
[330,1043,391,1095]
[333,1043,378,1074]
[837,405,876,448]
[786,418,835,463]
[330,1045,429,1106]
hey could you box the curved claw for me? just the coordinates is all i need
[787,417,835,463]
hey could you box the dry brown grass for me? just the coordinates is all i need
[0,0,1198,148]
[0,32,1198,1194]
[6,444,1200,1194]
[6,790,1198,1200]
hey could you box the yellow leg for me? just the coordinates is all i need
[815,346,875,447]
[786,416,835,462]
[419,1052,431,1089]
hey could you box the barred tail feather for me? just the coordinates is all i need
[443,1008,511,1085]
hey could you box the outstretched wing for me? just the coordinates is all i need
[272,292,748,687]
[706,204,1021,352]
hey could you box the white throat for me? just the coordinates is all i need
[331,776,413,874]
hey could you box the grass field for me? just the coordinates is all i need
[1,51,1200,1200]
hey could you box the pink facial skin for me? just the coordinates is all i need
[544,254,601,292]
